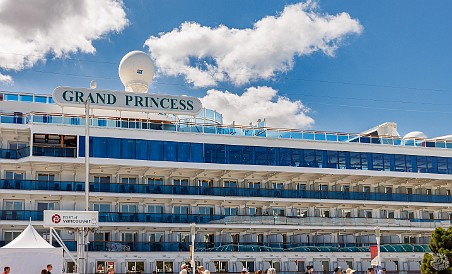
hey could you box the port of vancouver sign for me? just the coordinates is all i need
[43,210,99,228]
[53,86,202,115]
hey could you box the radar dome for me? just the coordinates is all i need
[119,50,154,93]
[403,131,427,139]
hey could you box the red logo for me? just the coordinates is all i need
[52,214,61,224]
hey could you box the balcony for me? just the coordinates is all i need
[0,210,449,229]
[1,179,451,204]
[0,147,30,159]
[53,241,431,253]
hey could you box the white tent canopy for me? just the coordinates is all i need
[0,224,63,274]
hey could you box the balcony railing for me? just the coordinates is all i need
[51,241,431,253]
[32,146,76,157]
[1,179,451,204]
[0,147,30,159]
[0,210,449,228]
[1,108,452,151]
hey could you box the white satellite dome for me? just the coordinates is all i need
[403,131,427,139]
[118,50,154,93]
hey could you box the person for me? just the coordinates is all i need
[47,264,53,274]
[41,270,48,274]
[381,268,386,274]
[267,268,276,274]
[346,268,356,274]
[305,265,313,274]
[198,266,205,274]
[242,268,249,274]
[334,267,342,274]
[180,264,188,274]
[203,270,210,274]
[255,270,263,274]
[367,267,374,274]
[107,268,115,274]
[2,267,10,274]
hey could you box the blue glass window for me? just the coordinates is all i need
[136,140,149,160]
[76,136,452,176]
[279,148,292,166]
[177,142,191,162]
[229,145,243,164]
[34,96,47,103]
[121,139,136,159]
[164,141,177,161]
[150,141,163,161]
[93,137,107,158]
[107,138,121,159]
[349,152,361,170]
[191,143,204,163]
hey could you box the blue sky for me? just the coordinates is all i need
[1,0,452,137]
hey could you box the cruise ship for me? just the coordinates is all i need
[0,52,450,274]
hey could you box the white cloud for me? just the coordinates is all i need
[145,1,363,87]
[0,0,128,73]
[0,73,13,85]
[200,86,314,129]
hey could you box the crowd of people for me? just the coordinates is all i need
[1,264,53,274]
[176,263,330,274]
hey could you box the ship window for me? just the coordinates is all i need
[120,203,138,213]
[121,177,137,184]
[8,142,27,150]
[156,261,173,273]
[241,261,255,272]
[341,185,350,192]
[385,187,393,194]
[224,207,238,216]
[93,176,110,184]
[35,96,47,103]
[148,177,164,186]
[37,173,55,181]
[33,134,76,147]
[213,261,229,272]
[4,200,24,210]
[5,171,24,180]
[223,180,237,188]
[127,262,145,273]
[92,203,111,212]
[363,186,371,193]
[173,205,190,214]
[272,182,284,189]
[147,204,164,214]
[197,179,212,187]
[37,202,58,211]
[364,210,372,218]
[149,232,164,242]
[426,189,432,195]
[173,178,189,186]
[248,182,261,189]
[406,188,413,195]
[4,231,21,242]
[198,206,214,215]
[296,183,307,191]
[20,95,33,102]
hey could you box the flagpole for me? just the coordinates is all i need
[376,227,381,270]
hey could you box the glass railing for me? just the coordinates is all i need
[0,147,30,159]
[0,210,448,228]
[57,241,430,253]
[1,179,451,204]
[1,110,451,150]
[32,146,76,157]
